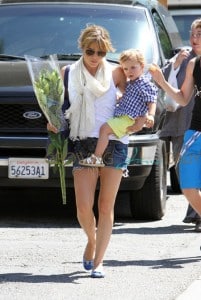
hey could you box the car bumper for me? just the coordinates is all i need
[0,133,159,189]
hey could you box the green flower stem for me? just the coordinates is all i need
[47,131,68,205]
[58,150,66,205]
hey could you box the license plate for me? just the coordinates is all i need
[8,158,49,179]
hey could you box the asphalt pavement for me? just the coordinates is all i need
[0,180,201,300]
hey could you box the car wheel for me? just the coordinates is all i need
[130,140,167,220]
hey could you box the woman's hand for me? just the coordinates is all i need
[174,48,190,70]
[47,122,58,133]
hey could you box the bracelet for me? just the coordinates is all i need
[148,114,155,117]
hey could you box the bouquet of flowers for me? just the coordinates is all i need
[25,55,68,204]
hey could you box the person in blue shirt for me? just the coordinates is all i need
[160,19,201,231]
[150,54,201,228]
[80,48,158,167]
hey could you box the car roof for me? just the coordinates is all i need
[0,0,160,8]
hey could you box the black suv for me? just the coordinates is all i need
[0,0,183,220]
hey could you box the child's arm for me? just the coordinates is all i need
[146,102,156,128]
[126,101,156,133]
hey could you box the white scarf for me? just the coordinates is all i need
[65,57,112,140]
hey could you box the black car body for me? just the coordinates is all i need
[0,0,183,220]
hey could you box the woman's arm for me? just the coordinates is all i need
[180,58,195,104]
[61,65,66,80]
[113,65,127,93]
[149,58,195,107]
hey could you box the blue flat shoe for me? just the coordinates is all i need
[91,265,105,278]
[83,258,94,271]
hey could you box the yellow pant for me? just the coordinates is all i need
[107,115,134,138]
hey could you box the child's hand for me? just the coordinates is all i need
[145,115,154,128]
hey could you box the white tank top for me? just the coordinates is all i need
[89,79,129,144]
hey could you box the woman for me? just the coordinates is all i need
[149,36,201,219]
[48,24,127,278]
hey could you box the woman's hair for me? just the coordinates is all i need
[78,24,115,52]
[119,49,146,67]
[191,19,201,30]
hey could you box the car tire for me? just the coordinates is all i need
[130,140,167,220]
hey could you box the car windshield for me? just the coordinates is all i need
[0,3,156,63]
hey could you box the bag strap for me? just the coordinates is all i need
[176,131,201,167]
[64,65,70,89]
[62,65,70,112]
[180,131,201,157]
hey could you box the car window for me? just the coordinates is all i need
[0,4,157,63]
[152,10,173,59]
[170,11,201,46]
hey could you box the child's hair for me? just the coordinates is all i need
[119,49,146,67]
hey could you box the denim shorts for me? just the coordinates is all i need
[69,137,128,170]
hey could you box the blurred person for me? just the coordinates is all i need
[160,19,201,232]
[149,35,201,226]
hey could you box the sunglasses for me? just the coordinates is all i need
[190,32,201,39]
[85,49,106,57]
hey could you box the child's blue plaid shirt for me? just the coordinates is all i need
[114,75,158,119]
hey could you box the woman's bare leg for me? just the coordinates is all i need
[74,168,99,260]
[74,166,122,272]
[93,167,122,269]
[182,188,201,216]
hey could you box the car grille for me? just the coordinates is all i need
[0,103,47,133]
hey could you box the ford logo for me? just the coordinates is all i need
[23,111,42,119]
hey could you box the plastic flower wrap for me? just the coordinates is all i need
[25,55,68,204]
